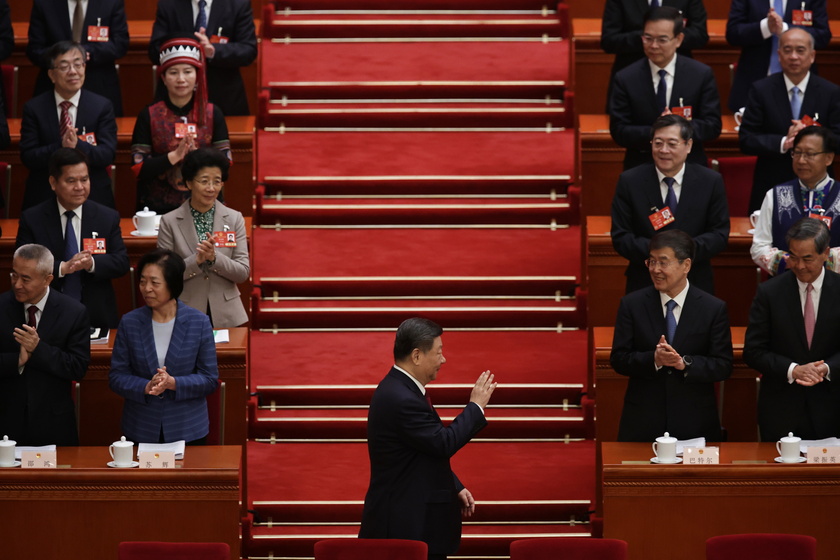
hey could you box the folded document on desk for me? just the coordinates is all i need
[138,441,186,460]
[677,438,705,455]
[800,438,840,455]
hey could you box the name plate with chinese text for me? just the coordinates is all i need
[21,450,57,468]
[683,446,719,465]
[139,451,176,469]
[806,446,840,464]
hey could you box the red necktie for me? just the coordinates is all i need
[27,305,37,328]
[804,283,815,348]
[59,100,73,138]
[425,393,434,411]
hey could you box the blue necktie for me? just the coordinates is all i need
[63,210,82,300]
[656,69,668,113]
[195,0,208,32]
[768,0,784,74]
[650,0,660,7]
[790,86,802,119]
[663,176,678,213]
[665,299,678,344]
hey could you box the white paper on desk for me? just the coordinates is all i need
[213,329,230,344]
[138,441,185,460]
[800,438,840,455]
[677,438,705,456]
[15,445,57,460]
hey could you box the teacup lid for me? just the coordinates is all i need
[135,206,156,217]
[113,435,134,447]
[0,435,14,446]
[780,432,800,442]
[656,431,677,443]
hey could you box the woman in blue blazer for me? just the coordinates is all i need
[109,248,218,444]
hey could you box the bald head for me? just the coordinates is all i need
[779,28,816,83]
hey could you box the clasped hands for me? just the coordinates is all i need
[195,234,216,265]
[792,361,828,386]
[654,335,685,371]
[14,324,39,367]
[61,250,94,276]
[145,366,177,395]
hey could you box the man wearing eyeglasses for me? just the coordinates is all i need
[738,27,840,212]
[745,217,840,441]
[751,126,840,275]
[611,229,733,442]
[19,40,117,211]
[611,114,730,295]
[609,6,722,171]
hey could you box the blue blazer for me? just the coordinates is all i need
[20,89,117,211]
[109,300,218,443]
[726,0,830,112]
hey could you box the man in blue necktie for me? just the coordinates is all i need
[610,229,733,442]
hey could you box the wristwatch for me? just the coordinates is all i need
[682,355,694,370]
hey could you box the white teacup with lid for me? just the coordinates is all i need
[0,435,15,467]
[109,436,134,467]
[133,207,157,235]
[776,432,802,463]
[652,432,678,462]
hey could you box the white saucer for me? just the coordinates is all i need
[107,460,140,468]
[651,457,682,464]
[774,456,806,463]
[0,460,21,468]
[130,230,157,237]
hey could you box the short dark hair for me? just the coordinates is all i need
[651,114,693,142]
[786,217,831,254]
[793,125,839,154]
[649,229,695,261]
[47,41,86,67]
[137,248,186,300]
[182,147,231,182]
[48,148,88,180]
[643,6,685,36]
[393,317,443,361]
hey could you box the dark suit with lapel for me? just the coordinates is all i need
[601,0,708,110]
[16,199,129,328]
[744,269,840,441]
[108,301,218,443]
[611,285,733,442]
[149,0,258,116]
[609,55,722,170]
[739,72,840,212]
[19,89,117,211]
[726,0,830,112]
[26,0,129,116]
[360,367,487,556]
[0,289,90,446]
[611,162,730,294]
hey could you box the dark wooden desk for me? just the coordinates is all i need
[84,327,249,447]
[0,446,241,560]
[602,442,840,560]
[586,215,757,327]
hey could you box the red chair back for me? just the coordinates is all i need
[118,542,230,560]
[510,537,628,560]
[314,538,427,560]
[710,156,757,218]
[706,533,816,560]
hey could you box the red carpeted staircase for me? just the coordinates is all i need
[244,2,594,558]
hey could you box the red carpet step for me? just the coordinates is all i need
[256,128,575,195]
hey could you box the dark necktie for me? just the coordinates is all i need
[27,305,37,328]
[650,0,660,7]
[663,177,678,213]
[72,0,84,43]
[425,393,434,411]
[769,0,784,74]
[656,69,668,113]
[665,299,678,344]
[59,101,73,139]
[195,0,208,32]
[63,210,82,300]
[804,283,815,348]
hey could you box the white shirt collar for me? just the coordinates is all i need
[54,88,82,107]
[796,267,825,292]
[649,53,678,80]
[659,279,690,309]
[783,71,811,95]
[655,163,687,186]
[394,364,426,395]
[57,199,84,217]
[27,286,51,316]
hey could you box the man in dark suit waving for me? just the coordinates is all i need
[360,318,496,560]
[745,218,840,441]
[609,6,721,170]
[611,230,733,442]
[16,148,129,329]
[611,114,730,295]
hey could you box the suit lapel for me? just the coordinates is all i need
[771,75,794,120]
[206,0,229,37]
[80,200,96,238]
[42,202,65,253]
[644,287,668,342]
[37,290,63,340]
[644,165,665,211]
[176,203,200,248]
[782,273,809,350]
[180,0,199,31]
[55,0,73,38]
[812,271,838,349]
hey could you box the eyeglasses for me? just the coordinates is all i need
[52,61,85,73]
[651,140,687,150]
[641,34,676,46]
[193,178,223,188]
[791,151,828,161]
[644,258,684,270]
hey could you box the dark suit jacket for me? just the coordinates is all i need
[26,0,129,116]
[738,72,840,212]
[16,199,129,328]
[726,0,830,112]
[611,285,733,442]
[744,270,840,442]
[109,301,219,443]
[601,0,708,109]
[0,0,12,63]
[611,162,730,294]
[19,89,117,211]
[609,55,722,170]
[360,367,487,556]
[149,0,257,116]
[0,289,90,446]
